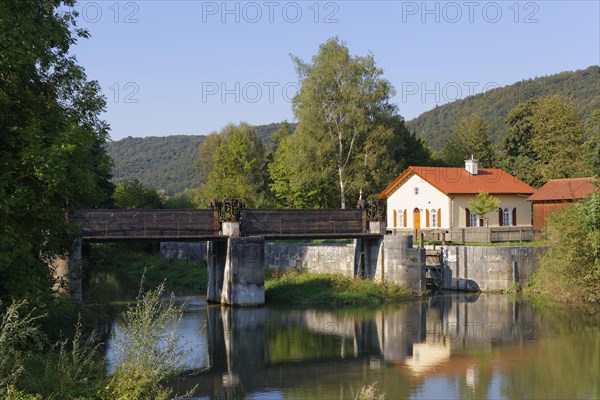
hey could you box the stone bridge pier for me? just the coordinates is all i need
[51,239,83,302]
[208,223,265,307]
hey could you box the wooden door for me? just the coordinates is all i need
[413,208,421,229]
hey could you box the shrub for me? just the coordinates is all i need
[18,318,104,399]
[104,280,189,399]
[529,186,600,303]
[0,301,44,388]
[355,383,386,400]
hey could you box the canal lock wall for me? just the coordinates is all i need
[160,238,547,297]
[264,235,426,294]
[442,245,547,292]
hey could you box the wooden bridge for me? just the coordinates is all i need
[63,204,427,308]
[71,208,382,241]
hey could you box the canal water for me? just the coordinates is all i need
[103,294,600,400]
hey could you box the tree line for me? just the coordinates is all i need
[113,39,599,211]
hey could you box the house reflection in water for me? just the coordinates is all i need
[147,293,541,399]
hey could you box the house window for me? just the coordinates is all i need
[503,208,511,226]
[414,187,419,195]
[431,209,437,227]
[470,212,480,227]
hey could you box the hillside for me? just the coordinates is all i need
[106,67,598,194]
[105,123,291,195]
[406,66,599,150]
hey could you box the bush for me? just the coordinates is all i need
[528,186,600,303]
[103,280,190,400]
[355,383,386,400]
[17,318,104,399]
[0,301,44,388]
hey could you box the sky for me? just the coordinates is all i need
[67,0,600,141]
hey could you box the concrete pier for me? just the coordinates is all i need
[208,234,265,306]
[382,235,426,294]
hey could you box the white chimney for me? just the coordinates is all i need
[465,155,478,175]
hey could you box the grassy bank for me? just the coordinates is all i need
[265,269,415,305]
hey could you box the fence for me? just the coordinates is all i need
[390,226,535,243]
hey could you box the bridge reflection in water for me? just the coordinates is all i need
[105,294,543,399]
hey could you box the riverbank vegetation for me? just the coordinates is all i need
[265,269,415,305]
[0,283,191,399]
[527,187,600,304]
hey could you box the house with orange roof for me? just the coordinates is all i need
[378,158,536,231]
[528,177,598,229]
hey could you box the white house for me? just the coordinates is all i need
[378,158,536,230]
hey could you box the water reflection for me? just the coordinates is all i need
[104,294,600,400]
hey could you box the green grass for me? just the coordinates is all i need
[265,270,415,305]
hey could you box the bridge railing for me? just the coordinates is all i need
[240,209,367,238]
[71,209,219,240]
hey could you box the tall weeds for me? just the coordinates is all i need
[0,300,43,389]
[104,280,190,399]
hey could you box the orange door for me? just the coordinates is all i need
[413,208,421,229]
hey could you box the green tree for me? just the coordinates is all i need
[438,113,495,167]
[498,100,541,187]
[114,179,165,209]
[530,95,589,182]
[499,95,591,187]
[531,185,600,303]
[583,109,600,176]
[0,0,113,302]
[268,120,293,153]
[468,192,501,226]
[286,38,409,208]
[197,123,268,207]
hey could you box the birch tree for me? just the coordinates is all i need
[290,38,396,208]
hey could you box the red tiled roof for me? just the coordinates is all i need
[528,177,598,201]
[378,166,536,199]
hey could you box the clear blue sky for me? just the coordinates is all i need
[69,1,600,141]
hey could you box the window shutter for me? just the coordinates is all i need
[403,209,407,227]
[393,210,397,227]
[426,209,430,227]
[512,208,517,226]
[499,208,503,226]
[438,208,441,227]
[466,208,471,227]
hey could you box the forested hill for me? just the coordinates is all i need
[107,67,598,195]
[105,123,293,195]
[406,66,599,150]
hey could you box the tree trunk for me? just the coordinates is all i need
[339,168,346,209]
